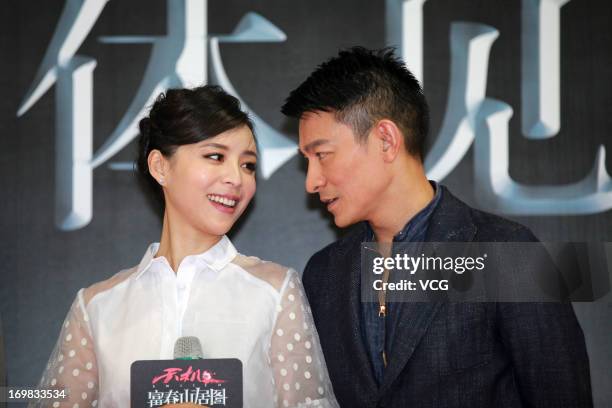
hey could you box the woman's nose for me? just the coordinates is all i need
[222,162,242,187]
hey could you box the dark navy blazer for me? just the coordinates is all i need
[303,186,592,408]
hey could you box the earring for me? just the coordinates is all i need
[159,177,165,186]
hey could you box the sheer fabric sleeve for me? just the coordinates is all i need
[30,289,99,407]
[269,269,339,408]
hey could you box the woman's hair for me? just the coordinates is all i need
[136,85,254,213]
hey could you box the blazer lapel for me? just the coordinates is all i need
[377,187,477,397]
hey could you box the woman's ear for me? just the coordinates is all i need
[147,149,168,186]
[374,119,403,162]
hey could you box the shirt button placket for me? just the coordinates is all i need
[159,264,178,358]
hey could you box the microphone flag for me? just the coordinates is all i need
[130,337,243,407]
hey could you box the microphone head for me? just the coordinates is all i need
[173,336,203,360]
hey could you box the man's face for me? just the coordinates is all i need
[299,111,389,227]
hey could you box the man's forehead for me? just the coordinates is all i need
[298,112,324,147]
[299,110,337,127]
[299,111,340,137]
[298,111,357,147]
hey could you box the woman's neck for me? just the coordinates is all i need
[155,210,222,273]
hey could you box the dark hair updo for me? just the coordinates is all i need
[137,85,254,213]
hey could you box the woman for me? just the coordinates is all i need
[33,86,337,408]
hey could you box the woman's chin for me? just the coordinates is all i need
[197,221,233,237]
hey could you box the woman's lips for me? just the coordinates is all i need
[209,200,237,214]
[207,194,239,214]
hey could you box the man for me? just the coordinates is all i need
[281,47,592,407]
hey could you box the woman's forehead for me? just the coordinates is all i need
[197,126,257,153]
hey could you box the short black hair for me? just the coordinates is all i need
[281,46,429,160]
[137,85,254,214]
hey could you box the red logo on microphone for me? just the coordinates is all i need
[152,366,227,385]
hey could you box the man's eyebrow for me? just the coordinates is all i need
[301,139,330,154]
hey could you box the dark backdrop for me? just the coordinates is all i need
[1,0,611,406]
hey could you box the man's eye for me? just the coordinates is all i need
[242,162,257,173]
[205,153,223,161]
[316,152,330,160]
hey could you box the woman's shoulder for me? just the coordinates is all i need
[231,253,295,292]
[81,265,139,306]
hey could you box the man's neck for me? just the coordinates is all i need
[369,172,434,244]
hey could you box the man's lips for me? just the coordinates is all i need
[321,197,339,211]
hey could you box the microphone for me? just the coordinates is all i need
[131,336,242,406]
[174,336,203,360]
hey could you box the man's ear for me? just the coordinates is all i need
[148,149,168,186]
[374,119,403,162]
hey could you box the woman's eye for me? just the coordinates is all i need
[242,162,257,173]
[315,152,329,160]
[205,153,223,161]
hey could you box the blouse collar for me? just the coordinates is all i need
[134,235,237,279]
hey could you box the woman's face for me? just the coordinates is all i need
[160,125,257,237]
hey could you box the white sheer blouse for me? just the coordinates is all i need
[32,236,338,408]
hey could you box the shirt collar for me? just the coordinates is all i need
[134,235,238,279]
[393,180,442,242]
[366,180,442,242]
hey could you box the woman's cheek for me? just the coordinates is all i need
[245,180,257,204]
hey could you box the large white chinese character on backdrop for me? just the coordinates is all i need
[17,0,296,231]
[387,0,612,215]
[20,0,612,232]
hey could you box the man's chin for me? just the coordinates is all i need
[332,213,356,229]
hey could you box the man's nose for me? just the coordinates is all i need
[305,162,325,193]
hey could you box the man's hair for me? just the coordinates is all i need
[281,46,429,160]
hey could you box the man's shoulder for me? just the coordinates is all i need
[308,239,341,264]
[306,223,365,267]
[469,207,537,242]
[437,186,538,242]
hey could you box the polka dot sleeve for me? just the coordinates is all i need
[30,289,98,407]
[269,269,339,408]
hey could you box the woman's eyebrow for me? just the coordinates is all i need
[200,142,257,158]
[200,142,228,150]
